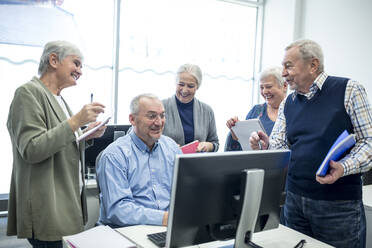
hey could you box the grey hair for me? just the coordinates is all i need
[285,39,324,73]
[259,67,285,87]
[176,63,203,89]
[38,40,83,76]
[130,93,161,114]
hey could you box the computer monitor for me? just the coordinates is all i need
[85,124,131,176]
[165,150,290,248]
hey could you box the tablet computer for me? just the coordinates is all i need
[231,118,266,150]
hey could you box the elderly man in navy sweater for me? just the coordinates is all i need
[250,39,372,248]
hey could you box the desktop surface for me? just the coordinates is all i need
[62,225,335,248]
[115,224,334,248]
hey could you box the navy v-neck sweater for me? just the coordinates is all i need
[284,76,361,200]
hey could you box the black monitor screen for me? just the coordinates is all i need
[85,124,131,171]
[166,150,290,248]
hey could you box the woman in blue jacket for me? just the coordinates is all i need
[225,67,287,151]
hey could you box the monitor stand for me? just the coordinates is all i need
[234,169,264,248]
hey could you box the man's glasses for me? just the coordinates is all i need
[144,113,166,121]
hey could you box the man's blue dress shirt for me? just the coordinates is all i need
[97,130,182,227]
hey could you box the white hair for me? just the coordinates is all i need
[259,67,285,87]
[130,93,161,114]
[38,40,83,76]
[285,39,324,73]
[176,63,203,88]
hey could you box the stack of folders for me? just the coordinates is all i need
[64,225,136,248]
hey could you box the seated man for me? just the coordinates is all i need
[96,93,182,227]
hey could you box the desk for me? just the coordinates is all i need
[116,224,334,248]
[363,185,372,248]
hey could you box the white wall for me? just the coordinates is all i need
[301,0,372,97]
[262,0,372,101]
[261,0,296,69]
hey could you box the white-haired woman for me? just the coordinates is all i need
[162,63,219,152]
[225,66,287,151]
[7,40,106,248]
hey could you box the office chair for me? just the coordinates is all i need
[363,170,372,185]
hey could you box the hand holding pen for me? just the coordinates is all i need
[68,93,105,131]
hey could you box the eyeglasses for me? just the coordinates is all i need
[144,113,166,121]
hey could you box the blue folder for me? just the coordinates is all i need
[316,130,356,177]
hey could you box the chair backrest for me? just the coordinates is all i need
[85,125,131,170]
[363,170,372,185]
[113,130,126,141]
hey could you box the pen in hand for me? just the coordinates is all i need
[90,93,93,103]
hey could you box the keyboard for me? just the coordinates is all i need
[147,231,167,247]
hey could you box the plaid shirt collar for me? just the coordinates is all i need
[291,72,328,100]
